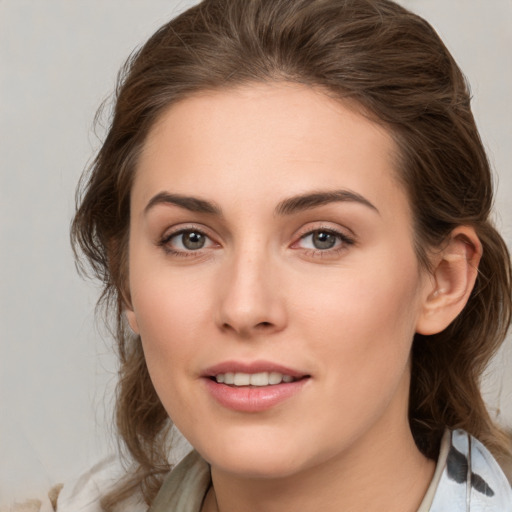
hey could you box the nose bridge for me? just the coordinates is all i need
[216,239,286,336]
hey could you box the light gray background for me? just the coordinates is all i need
[1,0,511,504]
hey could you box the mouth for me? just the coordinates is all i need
[211,371,301,387]
[202,362,310,412]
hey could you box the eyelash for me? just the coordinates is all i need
[158,226,355,258]
[294,226,355,258]
[158,227,215,258]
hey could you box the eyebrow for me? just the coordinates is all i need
[144,189,379,217]
[144,192,222,215]
[275,190,379,216]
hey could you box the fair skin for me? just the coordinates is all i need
[126,83,481,512]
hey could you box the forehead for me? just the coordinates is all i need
[133,82,408,221]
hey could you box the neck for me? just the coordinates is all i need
[203,419,435,512]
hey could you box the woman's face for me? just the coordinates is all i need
[126,83,431,478]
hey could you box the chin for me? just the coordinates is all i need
[195,429,318,479]
[212,452,306,479]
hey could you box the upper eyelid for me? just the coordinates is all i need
[293,222,355,241]
[161,223,214,241]
[159,227,218,256]
[296,230,353,246]
[166,229,211,243]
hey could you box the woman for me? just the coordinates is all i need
[66,0,512,510]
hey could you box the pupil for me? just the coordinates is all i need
[313,231,336,250]
[183,231,205,250]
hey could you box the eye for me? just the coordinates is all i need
[295,228,354,252]
[161,228,216,254]
[302,230,339,250]
[176,231,207,250]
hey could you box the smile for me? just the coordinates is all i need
[203,362,310,412]
[213,372,296,386]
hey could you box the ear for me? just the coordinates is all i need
[107,235,140,334]
[121,285,139,335]
[119,282,140,335]
[416,226,482,335]
[125,307,140,335]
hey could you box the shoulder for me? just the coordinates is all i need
[1,456,147,512]
[0,484,60,512]
[55,455,147,512]
[430,429,512,511]
[3,436,194,512]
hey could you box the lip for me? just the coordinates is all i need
[202,360,307,379]
[202,360,310,413]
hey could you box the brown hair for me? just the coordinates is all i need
[71,0,512,507]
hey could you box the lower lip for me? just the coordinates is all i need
[204,378,309,412]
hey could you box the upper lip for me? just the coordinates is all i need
[202,360,309,379]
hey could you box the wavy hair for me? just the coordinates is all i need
[71,0,512,507]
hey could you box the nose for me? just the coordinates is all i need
[215,249,287,338]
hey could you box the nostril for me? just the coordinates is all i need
[256,321,273,328]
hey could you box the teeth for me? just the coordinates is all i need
[250,372,269,386]
[214,371,296,386]
[234,373,250,386]
[268,371,283,385]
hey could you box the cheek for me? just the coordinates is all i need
[291,249,423,381]
[129,263,214,382]
[292,265,421,442]
[130,274,215,432]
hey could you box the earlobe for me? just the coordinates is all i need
[125,308,140,335]
[120,281,139,334]
[416,226,482,335]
